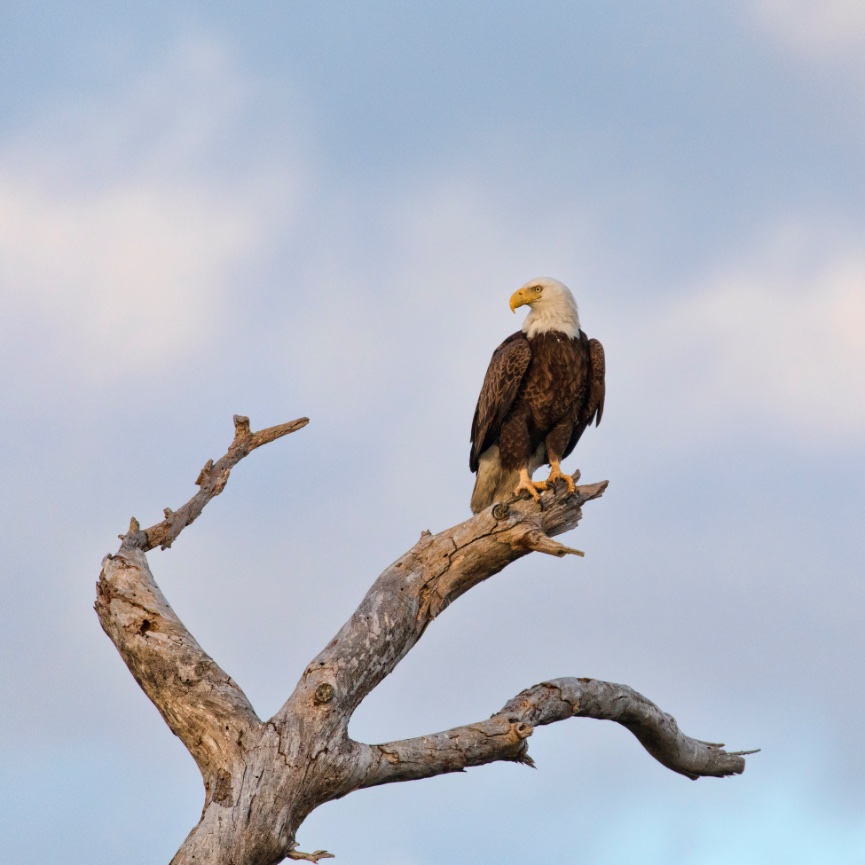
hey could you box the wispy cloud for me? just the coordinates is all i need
[621,222,865,446]
[747,0,865,64]
[0,37,305,389]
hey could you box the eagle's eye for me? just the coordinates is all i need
[533,285,542,294]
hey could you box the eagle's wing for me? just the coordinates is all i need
[564,334,606,459]
[470,332,532,472]
[584,337,605,427]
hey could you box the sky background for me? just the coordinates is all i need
[1,2,864,863]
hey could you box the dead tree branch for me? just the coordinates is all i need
[356,678,752,789]
[95,416,754,865]
[120,414,309,551]
[96,547,260,778]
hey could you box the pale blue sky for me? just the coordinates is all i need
[1,2,864,863]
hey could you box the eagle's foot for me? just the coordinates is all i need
[545,462,577,495]
[513,467,544,503]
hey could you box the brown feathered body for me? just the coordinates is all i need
[470,329,605,513]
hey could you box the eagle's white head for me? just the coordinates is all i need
[509,276,581,339]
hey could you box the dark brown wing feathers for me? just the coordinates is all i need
[470,332,532,472]
[561,332,605,460]
[586,337,605,426]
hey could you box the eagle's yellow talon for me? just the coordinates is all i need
[545,462,576,494]
[514,482,541,502]
[513,467,543,502]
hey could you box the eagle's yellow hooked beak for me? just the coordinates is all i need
[509,287,531,313]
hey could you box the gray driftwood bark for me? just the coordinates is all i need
[95,415,753,865]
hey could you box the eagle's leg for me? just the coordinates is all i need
[512,466,546,503]
[543,459,577,495]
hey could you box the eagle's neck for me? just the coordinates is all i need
[522,294,580,339]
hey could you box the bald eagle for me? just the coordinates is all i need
[470,277,605,513]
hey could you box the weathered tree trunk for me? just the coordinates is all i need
[95,416,753,864]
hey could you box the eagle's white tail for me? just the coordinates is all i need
[470,445,546,514]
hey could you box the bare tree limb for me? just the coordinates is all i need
[95,547,260,778]
[501,679,756,780]
[357,717,537,787]
[121,415,309,552]
[96,416,306,790]
[272,480,608,734]
[356,678,750,790]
